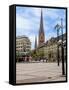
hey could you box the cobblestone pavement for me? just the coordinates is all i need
[16,62,66,84]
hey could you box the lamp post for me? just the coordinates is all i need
[55,18,65,75]
[61,18,65,75]
[55,24,60,66]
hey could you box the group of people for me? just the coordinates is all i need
[17,55,48,63]
[18,56,32,62]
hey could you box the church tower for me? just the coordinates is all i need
[35,36,37,49]
[38,9,45,46]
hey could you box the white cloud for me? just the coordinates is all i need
[16,14,32,30]
[16,7,66,49]
[31,8,41,17]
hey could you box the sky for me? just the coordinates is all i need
[16,6,66,49]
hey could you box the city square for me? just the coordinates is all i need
[16,7,66,84]
[16,62,66,83]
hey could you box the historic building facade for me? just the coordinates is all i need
[16,36,31,56]
[34,9,66,62]
[36,33,66,62]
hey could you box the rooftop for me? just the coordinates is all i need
[16,35,29,39]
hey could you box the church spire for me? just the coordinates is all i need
[39,9,45,46]
[35,36,37,49]
[39,9,44,33]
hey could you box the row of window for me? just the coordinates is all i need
[16,42,30,45]
[16,46,31,48]
[16,48,30,52]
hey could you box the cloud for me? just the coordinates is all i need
[16,6,66,49]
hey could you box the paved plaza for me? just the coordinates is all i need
[16,62,66,83]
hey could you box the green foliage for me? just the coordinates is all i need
[31,49,44,60]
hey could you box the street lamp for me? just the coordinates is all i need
[61,18,65,75]
[55,18,65,75]
[55,24,60,66]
